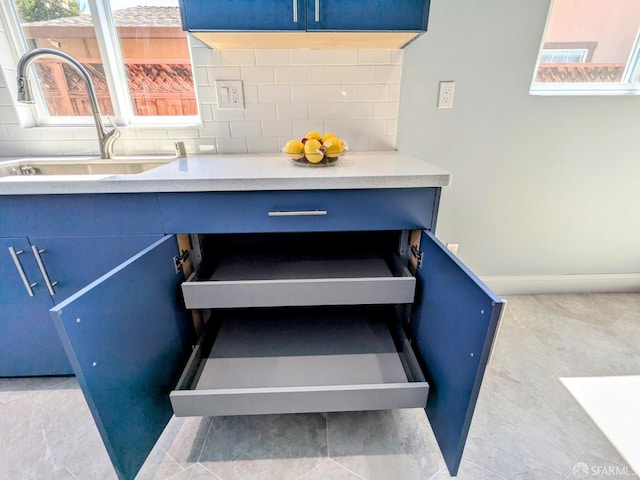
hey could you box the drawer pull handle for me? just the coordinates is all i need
[293,0,298,22]
[8,247,36,297]
[31,246,58,296]
[268,210,328,217]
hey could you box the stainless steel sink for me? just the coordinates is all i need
[0,157,175,177]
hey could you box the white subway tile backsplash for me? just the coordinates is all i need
[307,66,342,85]
[275,66,308,85]
[212,105,245,121]
[291,85,325,103]
[241,66,274,85]
[230,120,262,137]
[374,65,402,83]
[221,50,256,66]
[199,121,231,138]
[199,104,214,122]
[369,135,396,150]
[209,66,243,80]
[372,102,398,119]
[0,43,400,156]
[244,103,277,121]
[243,85,260,104]
[198,85,218,104]
[216,137,248,154]
[5,123,42,140]
[255,50,290,66]
[289,50,328,66]
[357,50,391,65]
[322,85,356,103]
[260,120,293,137]
[388,83,401,101]
[0,140,28,156]
[390,50,403,65]
[258,85,291,103]
[341,66,374,83]
[356,84,388,102]
[309,102,372,120]
[247,136,279,153]
[277,104,308,120]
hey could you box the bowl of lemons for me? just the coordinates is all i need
[283,131,348,167]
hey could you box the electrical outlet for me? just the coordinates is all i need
[216,80,244,109]
[446,243,459,255]
[438,81,455,109]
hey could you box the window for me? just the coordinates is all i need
[531,0,640,94]
[3,0,198,125]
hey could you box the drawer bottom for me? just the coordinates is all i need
[170,307,429,416]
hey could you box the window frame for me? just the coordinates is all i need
[0,0,200,127]
[530,12,640,96]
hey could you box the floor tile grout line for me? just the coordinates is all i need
[465,459,512,480]
[326,458,366,479]
[197,462,224,480]
[196,416,214,463]
[425,466,445,480]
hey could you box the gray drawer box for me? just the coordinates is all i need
[181,252,416,309]
[170,307,429,416]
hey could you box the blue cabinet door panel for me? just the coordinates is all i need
[180,0,306,31]
[50,235,195,480]
[29,235,163,303]
[410,230,504,475]
[1,238,71,376]
[158,189,438,233]
[0,194,164,237]
[307,0,428,31]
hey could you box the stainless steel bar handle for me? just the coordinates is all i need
[293,0,298,22]
[8,247,36,297]
[314,0,320,22]
[268,210,328,217]
[31,246,58,296]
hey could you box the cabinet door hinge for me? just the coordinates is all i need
[411,245,423,269]
[173,250,190,274]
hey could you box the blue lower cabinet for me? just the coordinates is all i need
[410,230,504,475]
[51,235,195,480]
[1,238,68,376]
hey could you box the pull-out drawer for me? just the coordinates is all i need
[181,231,416,309]
[170,306,429,416]
[182,251,415,308]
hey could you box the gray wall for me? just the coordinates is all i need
[397,0,640,282]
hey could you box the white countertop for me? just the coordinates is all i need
[0,151,451,195]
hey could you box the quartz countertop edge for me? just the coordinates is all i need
[0,151,451,195]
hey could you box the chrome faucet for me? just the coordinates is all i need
[17,48,120,159]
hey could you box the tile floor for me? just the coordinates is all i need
[1,293,639,480]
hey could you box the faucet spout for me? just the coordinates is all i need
[17,48,119,159]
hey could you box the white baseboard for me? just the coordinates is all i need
[480,273,640,296]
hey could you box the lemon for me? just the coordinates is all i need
[284,139,304,160]
[304,138,324,163]
[305,131,322,141]
[321,132,337,143]
[323,136,344,157]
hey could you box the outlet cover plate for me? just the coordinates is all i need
[216,80,244,109]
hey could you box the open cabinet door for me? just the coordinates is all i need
[50,235,195,480]
[410,230,504,475]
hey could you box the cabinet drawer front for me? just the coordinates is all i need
[158,189,437,233]
[171,383,429,417]
[170,307,429,417]
[0,194,164,237]
[182,276,416,309]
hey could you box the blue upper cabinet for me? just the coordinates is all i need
[307,0,428,31]
[179,0,305,31]
[179,0,428,33]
